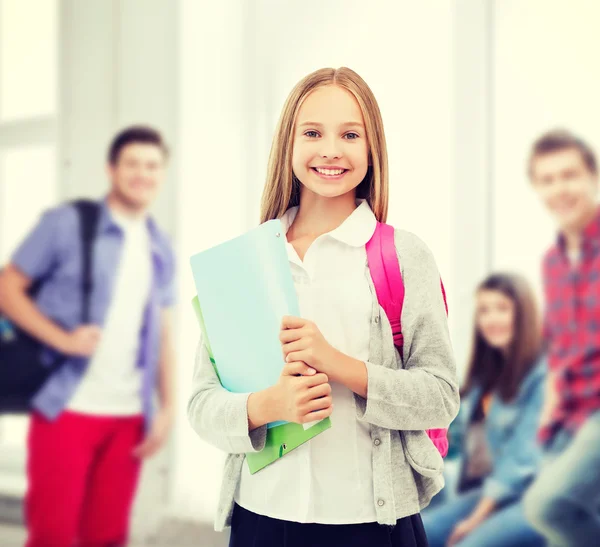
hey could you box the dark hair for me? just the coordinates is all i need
[107,125,169,165]
[462,273,542,402]
[528,129,597,178]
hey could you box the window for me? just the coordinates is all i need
[0,0,57,122]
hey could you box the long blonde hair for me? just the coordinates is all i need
[259,67,389,223]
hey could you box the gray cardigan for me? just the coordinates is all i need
[187,229,460,531]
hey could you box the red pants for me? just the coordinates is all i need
[25,411,144,547]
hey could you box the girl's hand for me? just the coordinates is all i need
[271,361,333,424]
[280,316,339,377]
[540,373,558,429]
[447,517,479,546]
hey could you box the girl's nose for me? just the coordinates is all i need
[319,137,342,160]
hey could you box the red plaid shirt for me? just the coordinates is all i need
[540,207,600,444]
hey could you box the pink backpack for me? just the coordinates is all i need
[366,222,449,457]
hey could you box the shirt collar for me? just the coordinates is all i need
[556,205,600,253]
[280,199,377,248]
[97,196,168,267]
[582,206,600,244]
[97,197,120,235]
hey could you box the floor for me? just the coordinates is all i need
[0,520,230,547]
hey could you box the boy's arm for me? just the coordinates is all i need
[133,308,176,459]
[0,207,99,357]
[157,308,176,417]
[0,265,72,353]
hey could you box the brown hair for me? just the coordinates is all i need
[528,129,597,178]
[462,273,542,402]
[107,125,169,165]
[259,67,389,223]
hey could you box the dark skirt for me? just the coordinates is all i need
[229,503,429,547]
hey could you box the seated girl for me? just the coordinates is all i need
[423,273,546,547]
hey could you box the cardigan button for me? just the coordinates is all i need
[377,499,385,507]
[374,316,380,324]
[374,438,381,446]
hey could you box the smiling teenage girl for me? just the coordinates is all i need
[188,67,460,547]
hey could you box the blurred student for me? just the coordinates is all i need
[523,130,600,547]
[423,273,546,547]
[0,126,176,547]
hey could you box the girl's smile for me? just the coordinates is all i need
[311,166,350,180]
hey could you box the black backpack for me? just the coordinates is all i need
[0,200,100,413]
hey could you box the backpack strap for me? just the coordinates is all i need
[366,221,450,458]
[366,222,449,353]
[365,222,405,350]
[71,200,101,323]
[441,278,448,314]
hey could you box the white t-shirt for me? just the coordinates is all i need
[235,200,378,524]
[67,211,152,415]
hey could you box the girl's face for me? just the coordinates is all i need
[292,85,370,201]
[475,289,516,352]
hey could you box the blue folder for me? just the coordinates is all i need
[190,220,331,473]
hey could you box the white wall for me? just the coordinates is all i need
[60,0,117,200]
[172,0,249,523]
[61,0,178,232]
[452,0,492,372]
[492,0,600,297]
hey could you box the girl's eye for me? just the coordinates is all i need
[344,132,359,140]
[304,130,320,138]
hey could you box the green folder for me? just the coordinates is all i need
[192,296,331,474]
[189,220,332,474]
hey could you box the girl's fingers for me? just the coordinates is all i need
[281,316,306,330]
[301,405,334,423]
[303,372,329,388]
[279,328,304,344]
[299,381,331,403]
[307,382,331,399]
[287,349,314,365]
[285,351,302,363]
[282,340,305,356]
[283,361,316,376]
[305,396,332,413]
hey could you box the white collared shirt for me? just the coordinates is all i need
[67,212,151,415]
[235,199,378,524]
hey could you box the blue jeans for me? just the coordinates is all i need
[524,410,600,547]
[422,490,544,547]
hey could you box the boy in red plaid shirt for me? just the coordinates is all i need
[523,130,600,547]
